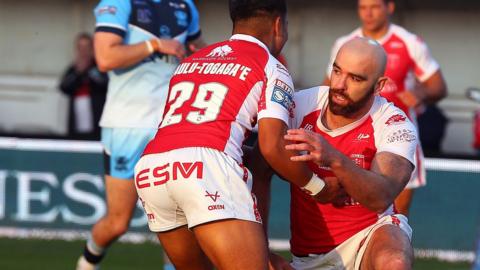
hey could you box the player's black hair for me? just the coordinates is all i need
[229,0,287,22]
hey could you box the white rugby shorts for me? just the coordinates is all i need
[134,147,262,232]
[291,214,412,270]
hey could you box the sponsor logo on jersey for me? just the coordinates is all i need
[160,25,171,37]
[137,8,152,24]
[174,10,188,27]
[350,154,365,168]
[271,79,294,114]
[387,129,416,143]
[169,1,187,9]
[389,41,404,49]
[356,133,370,141]
[206,45,234,58]
[96,5,117,16]
[385,114,406,125]
[387,54,401,69]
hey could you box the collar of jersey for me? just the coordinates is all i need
[230,34,269,52]
[356,23,395,45]
[316,95,381,137]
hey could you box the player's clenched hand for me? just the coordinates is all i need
[284,129,339,167]
[155,38,186,60]
[269,252,293,270]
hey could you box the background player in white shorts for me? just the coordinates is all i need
[134,0,328,269]
[323,0,447,216]
[282,38,417,270]
[76,1,205,270]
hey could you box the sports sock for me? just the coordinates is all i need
[83,237,106,264]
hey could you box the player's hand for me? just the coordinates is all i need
[397,90,423,108]
[188,43,201,53]
[284,129,339,167]
[269,252,293,270]
[155,39,186,60]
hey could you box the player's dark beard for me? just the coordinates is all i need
[328,86,375,117]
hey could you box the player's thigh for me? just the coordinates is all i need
[157,226,212,270]
[193,219,269,270]
[101,127,156,217]
[360,224,413,270]
[103,175,138,218]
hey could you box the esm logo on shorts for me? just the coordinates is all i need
[135,161,203,189]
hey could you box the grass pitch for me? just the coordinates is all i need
[0,238,472,270]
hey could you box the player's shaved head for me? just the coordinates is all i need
[336,37,387,80]
[328,37,388,118]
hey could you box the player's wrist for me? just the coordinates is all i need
[301,174,325,196]
[145,39,155,54]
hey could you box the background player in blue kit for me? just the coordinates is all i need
[76,1,205,269]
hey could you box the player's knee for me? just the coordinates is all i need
[374,251,412,270]
[105,215,130,236]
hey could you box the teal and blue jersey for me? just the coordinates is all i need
[94,0,201,128]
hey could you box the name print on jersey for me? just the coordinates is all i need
[174,62,252,81]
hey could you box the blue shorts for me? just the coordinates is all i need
[101,128,157,179]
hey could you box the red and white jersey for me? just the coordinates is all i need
[143,34,295,163]
[290,86,417,255]
[326,24,439,118]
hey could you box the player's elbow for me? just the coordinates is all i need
[430,85,447,103]
[365,195,393,213]
[96,58,114,72]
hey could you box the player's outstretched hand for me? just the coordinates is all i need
[156,39,186,60]
[284,129,338,167]
[269,252,293,270]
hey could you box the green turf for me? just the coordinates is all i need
[0,238,473,270]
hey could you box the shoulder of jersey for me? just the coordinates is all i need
[189,39,270,62]
[390,24,421,44]
[371,96,410,125]
[295,85,329,112]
